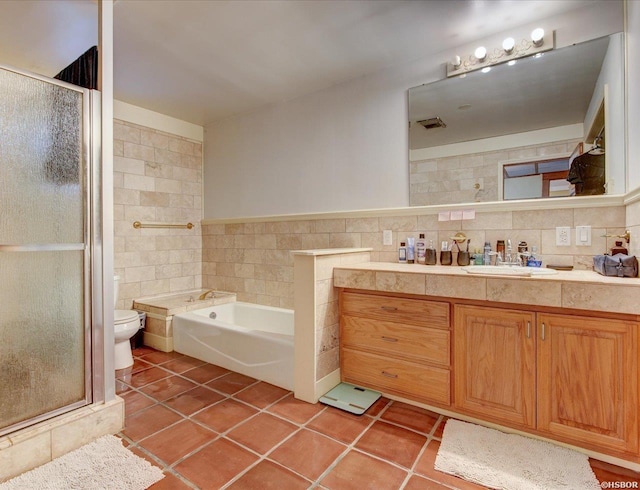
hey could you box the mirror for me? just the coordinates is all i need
[409,33,624,206]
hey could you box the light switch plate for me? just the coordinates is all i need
[556,226,571,246]
[576,225,591,246]
[383,230,393,246]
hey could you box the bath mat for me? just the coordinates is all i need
[0,435,164,490]
[320,382,381,415]
[435,419,600,490]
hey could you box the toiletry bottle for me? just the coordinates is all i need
[518,241,528,253]
[483,241,491,265]
[398,242,407,263]
[425,240,437,265]
[474,248,483,265]
[496,240,505,262]
[527,245,542,267]
[610,241,628,255]
[407,237,415,264]
[416,234,426,264]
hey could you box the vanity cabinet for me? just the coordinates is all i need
[340,291,451,406]
[454,305,638,455]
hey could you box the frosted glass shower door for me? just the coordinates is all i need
[0,66,91,435]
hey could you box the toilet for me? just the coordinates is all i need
[113,276,142,370]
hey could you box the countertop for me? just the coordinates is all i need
[333,262,640,315]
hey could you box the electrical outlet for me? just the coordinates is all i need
[575,225,591,246]
[556,226,571,246]
[382,230,393,246]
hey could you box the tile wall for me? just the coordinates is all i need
[114,120,203,309]
[202,205,627,309]
[410,138,581,206]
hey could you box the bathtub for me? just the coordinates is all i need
[173,302,294,391]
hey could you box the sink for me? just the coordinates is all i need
[462,265,558,276]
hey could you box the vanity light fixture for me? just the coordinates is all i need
[447,27,553,77]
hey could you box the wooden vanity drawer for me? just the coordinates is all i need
[341,292,449,329]
[341,315,450,367]
[342,348,450,406]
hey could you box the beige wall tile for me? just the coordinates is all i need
[315,219,346,233]
[512,208,573,230]
[333,269,376,290]
[425,275,485,300]
[574,206,625,228]
[376,271,425,295]
[562,283,640,314]
[486,278,561,306]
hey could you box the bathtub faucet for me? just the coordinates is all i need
[198,289,216,300]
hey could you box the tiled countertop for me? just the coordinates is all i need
[133,290,236,316]
[333,263,640,315]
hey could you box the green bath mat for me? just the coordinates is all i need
[319,382,381,415]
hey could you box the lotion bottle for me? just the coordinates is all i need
[398,242,407,263]
[416,234,426,264]
[407,237,415,264]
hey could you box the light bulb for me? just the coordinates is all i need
[481,67,491,73]
[452,55,461,68]
[502,37,515,54]
[474,46,487,62]
[507,60,517,66]
[531,28,544,46]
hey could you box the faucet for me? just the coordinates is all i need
[498,240,523,266]
[198,289,216,300]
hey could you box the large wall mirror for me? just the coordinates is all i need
[408,33,625,207]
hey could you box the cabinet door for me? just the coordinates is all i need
[537,314,638,454]
[454,305,536,428]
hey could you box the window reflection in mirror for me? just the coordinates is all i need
[501,156,574,201]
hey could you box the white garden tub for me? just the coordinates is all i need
[173,302,294,390]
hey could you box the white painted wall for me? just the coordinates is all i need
[627,0,640,192]
[203,2,623,219]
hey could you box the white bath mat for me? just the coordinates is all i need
[0,435,164,490]
[434,419,600,490]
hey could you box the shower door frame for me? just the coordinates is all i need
[0,64,104,436]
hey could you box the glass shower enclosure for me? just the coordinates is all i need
[0,64,100,436]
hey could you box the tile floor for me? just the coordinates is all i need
[116,347,640,489]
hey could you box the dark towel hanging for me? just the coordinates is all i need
[566,151,605,196]
[54,46,98,90]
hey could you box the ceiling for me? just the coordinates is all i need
[0,0,598,126]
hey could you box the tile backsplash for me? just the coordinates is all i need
[114,119,203,309]
[202,205,627,309]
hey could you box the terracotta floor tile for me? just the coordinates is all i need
[267,394,325,424]
[355,421,426,469]
[161,355,207,373]
[139,375,198,401]
[432,416,448,439]
[269,428,345,480]
[403,474,451,490]
[193,399,258,433]
[164,385,225,416]
[139,350,185,365]
[320,450,408,490]
[123,404,183,442]
[129,366,172,388]
[115,378,132,395]
[206,372,257,394]
[174,438,258,490]
[234,381,290,409]
[307,407,371,444]
[182,363,231,384]
[227,413,298,454]
[138,420,218,465]
[121,390,156,417]
[414,440,488,490]
[226,460,309,490]
[364,397,391,417]
[381,401,440,435]
[590,459,640,485]
[148,472,192,490]
[132,346,157,357]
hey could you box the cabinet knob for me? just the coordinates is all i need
[526,321,531,339]
[541,322,546,340]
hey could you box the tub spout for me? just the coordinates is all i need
[198,289,216,300]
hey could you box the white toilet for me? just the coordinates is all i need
[113,276,142,370]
